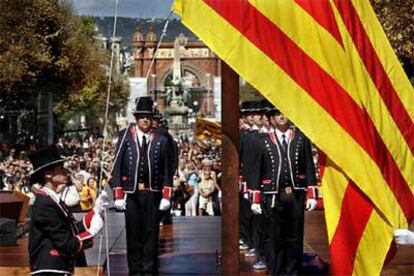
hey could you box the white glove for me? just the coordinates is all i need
[114,198,126,211]
[243,193,249,200]
[159,198,171,211]
[251,203,262,215]
[394,229,414,245]
[94,191,109,216]
[306,198,317,211]
[88,214,104,236]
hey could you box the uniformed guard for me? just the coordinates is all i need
[239,100,268,270]
[110,96,173,274]
[239,101,257,253]
[248,100,270,271]
[28,145,108,275]
[260,108,318,275]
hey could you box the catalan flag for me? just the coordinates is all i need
[173,0,414,275]
[194,117,221,140]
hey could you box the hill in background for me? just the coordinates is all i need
[94,17,198,49]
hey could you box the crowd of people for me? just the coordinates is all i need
[0,136,113,210]
[0,132,222,217]
[174,135,222,216]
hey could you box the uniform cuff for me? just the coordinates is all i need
[114,187,125,200]
[162,186,172,199]
[307,186,318,199]
[251,190,261,203]
[82,210,95,229]
[76,231,94,252]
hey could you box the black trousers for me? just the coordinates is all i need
[240,192,253,248]
[252,212,267,261]
[263,191,305,276]
[125,191,162,274]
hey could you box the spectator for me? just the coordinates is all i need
[185,166,200,216]
[79,177,97,211]
[198,165,216,216]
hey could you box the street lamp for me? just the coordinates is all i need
[193,100,199,115]
[205,73,211,116]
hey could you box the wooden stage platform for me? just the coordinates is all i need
[0,211,412,275]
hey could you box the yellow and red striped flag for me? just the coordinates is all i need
[194,117,222,140]
[173,0,414,274]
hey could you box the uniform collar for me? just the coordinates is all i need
[41,186,61,205]
[241,123,250,130]
[135,126,151,145]
[275,128,292,143]
[251,125,260,131]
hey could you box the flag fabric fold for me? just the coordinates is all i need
[173,0,414,274]
[194,117,221,140]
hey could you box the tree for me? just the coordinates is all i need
[371,0,414,82]
[53,14,129,132]
[0,0,128,144]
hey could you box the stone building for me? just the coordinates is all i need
[132,26,220,118]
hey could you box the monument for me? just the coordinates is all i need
[163,37,189,136]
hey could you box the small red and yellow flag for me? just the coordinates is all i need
[194,117,221,140]
[173,0,414,275]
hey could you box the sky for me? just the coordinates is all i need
[68,0,174,18]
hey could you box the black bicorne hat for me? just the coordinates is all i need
[240,101,257,114]
[133,96,154,115]
[260,99,279,116]
[28,145,66,184]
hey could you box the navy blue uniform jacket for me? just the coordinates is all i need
[29,189,92,274]
[111,124,173,193]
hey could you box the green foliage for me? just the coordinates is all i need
[0,0,128,133]
[371,0,414,82]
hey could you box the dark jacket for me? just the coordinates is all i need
[153,127,179,176]
[240,129,266,191]
[111,124,173,193]
[261,127,316,193]
[29,189,92,274]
